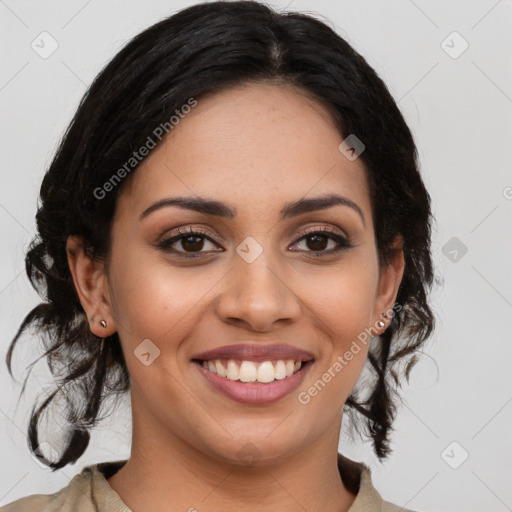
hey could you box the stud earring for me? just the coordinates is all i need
[377,320,385,328]
[100,319,107,328]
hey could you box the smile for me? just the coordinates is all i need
[193,358,314,404]
[200,358,304,383]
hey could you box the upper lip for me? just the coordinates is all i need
[192,343,315,362]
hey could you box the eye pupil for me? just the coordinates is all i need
[182,235,204,252]
[307,234,328,251]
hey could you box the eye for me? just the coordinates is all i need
[290,227,352,256]
[157,225,352,259]
[157,227,222,258]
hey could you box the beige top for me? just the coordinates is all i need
[0,453,416,512]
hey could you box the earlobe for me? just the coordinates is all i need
[66,235,116,338]
[373,235,405,335]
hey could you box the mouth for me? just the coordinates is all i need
[191,343,315,404]
[193,357,312,383]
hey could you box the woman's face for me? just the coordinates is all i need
[78,82,403,465]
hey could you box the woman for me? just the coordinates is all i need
[3,1,436,511]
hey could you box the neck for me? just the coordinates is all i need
[107,410,358,512]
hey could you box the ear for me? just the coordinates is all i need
[66,235,116,337]
[371,235,405,336]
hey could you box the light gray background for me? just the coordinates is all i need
[1,1,511,510]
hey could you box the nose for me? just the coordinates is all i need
[216,251,302,332]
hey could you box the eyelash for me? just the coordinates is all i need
[157,226,352,259]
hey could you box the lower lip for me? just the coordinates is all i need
[194,360,313,404]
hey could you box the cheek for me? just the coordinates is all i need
[107,264,205,400]
[303,260,378,339]
[107,248,211,346]
[297,260,376,398]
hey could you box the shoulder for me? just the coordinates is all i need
[0,469,94,512]
[0,460,128,512]
[355,468,418,512]
[381,495,418,512]
[1,493,57,511]
[337,453,419,512]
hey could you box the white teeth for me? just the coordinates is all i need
[227,360,239,380]
[257,361,275,383]
[274,360,287,380]
[215,360,226,377]
[239,361,257,382]
[201,358,306,383]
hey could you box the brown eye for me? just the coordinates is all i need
[180,234,206,252]
[157,227,222,258]
[302,233,331,251]
[290,228,352,255]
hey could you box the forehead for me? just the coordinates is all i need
[117,82,371,222]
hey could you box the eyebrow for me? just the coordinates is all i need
[139,193,365,226]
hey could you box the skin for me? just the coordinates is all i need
[66,82,404,512]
